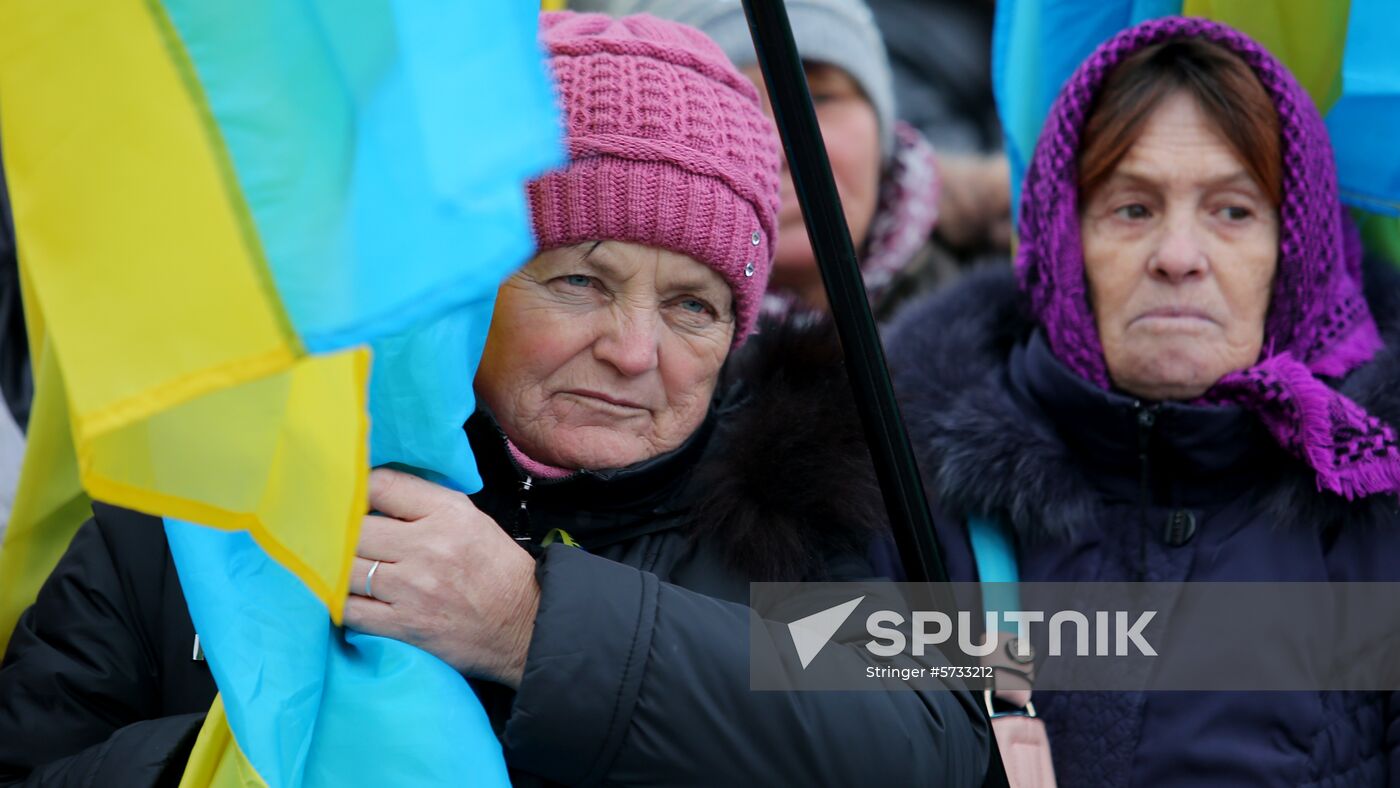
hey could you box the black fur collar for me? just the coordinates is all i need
[687,316,887,582]
[884,266,1400,542]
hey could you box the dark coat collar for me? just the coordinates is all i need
[468,407,713,505]
[1009,331,1282,505]
[685,315,889,580]
[467,408,713,549]
[884,266,1400,542]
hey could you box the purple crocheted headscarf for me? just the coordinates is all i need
[1017,16,1400,500]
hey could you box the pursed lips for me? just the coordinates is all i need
[561,389,650,413]
[1130,306,1217,327]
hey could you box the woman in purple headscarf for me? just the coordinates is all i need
[887,17,1400,786]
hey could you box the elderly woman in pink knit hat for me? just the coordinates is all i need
[0,12,988,786]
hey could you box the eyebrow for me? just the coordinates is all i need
[572,243,732,309]
[574,242,625,279]
[661,276,732,300]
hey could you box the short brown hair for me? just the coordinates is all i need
[1078,37,1282,206]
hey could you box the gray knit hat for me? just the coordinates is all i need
[578,0,897,161]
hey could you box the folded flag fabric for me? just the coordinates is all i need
[1323,0,1400,217]
[0,0,562,785]
[0,337,91,658]
[172,301,511,787]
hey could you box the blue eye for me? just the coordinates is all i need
[563,274,592,288]
[679,298,708,314]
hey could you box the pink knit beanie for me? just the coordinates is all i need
[530,11,783,345]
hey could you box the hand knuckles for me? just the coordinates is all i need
[444,497,482,526]
[368,468,396,500]
[420,538,459,568]
[417,573,444,599]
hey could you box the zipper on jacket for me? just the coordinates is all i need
[1135,403,1158,507]
[512,475,534,544]
[1134,402,1159,581]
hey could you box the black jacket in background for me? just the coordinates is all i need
[869,0,1001,156]
[0,149,31,430]
[0,317,989,787]
[0,505,209,787]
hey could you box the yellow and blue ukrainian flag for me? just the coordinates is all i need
[0,0,562,784]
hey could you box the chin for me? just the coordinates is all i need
[1134,379,1213,402]
[542,426,651,471]
[1114,342,1225,401]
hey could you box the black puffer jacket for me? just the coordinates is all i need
[0,317,989,787]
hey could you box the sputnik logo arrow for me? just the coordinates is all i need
[787,596,865,669]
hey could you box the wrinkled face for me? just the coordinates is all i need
[741,63,882,292]
[1080,91,1279,401]
[476,242,734,470]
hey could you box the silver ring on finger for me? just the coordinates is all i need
[365,559,382,600]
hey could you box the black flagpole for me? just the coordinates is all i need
[739,2,1011,785]
[737,0,946,589]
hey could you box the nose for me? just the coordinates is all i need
[593,307,660,378]
[1149,216,1208,283]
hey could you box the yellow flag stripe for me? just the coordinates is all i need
[141,0,301,353]
[0,0,369,623]
[79,350,371,616]
[0,341,91,656]
[179,696,271,788]
[0,0,299,441]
